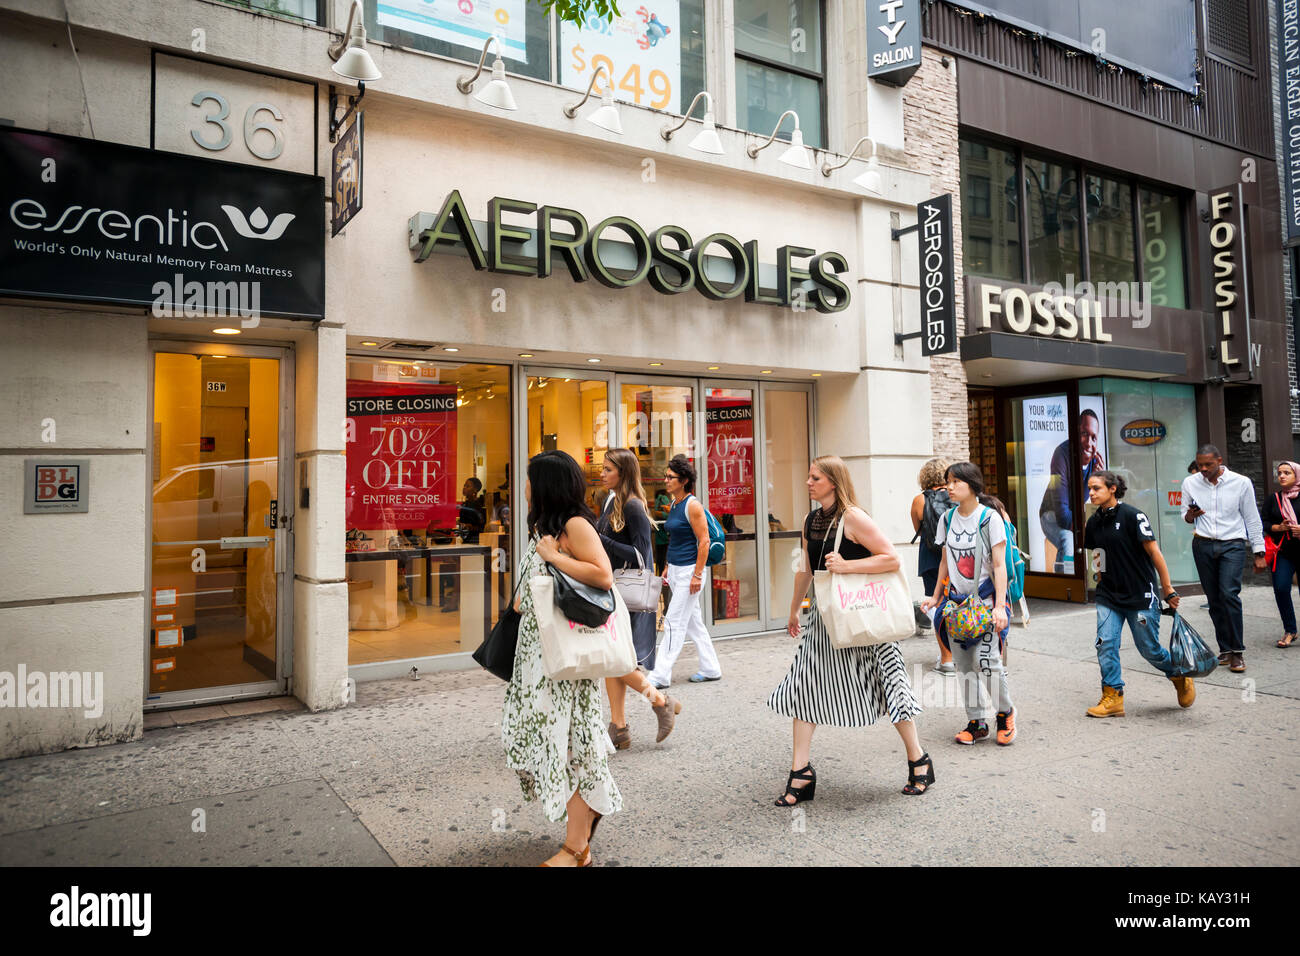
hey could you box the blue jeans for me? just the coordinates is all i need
[1192,537,1248,653]
[1273,551,1299,634]
[1095,601,1176,691]
[1039,511,1073,574]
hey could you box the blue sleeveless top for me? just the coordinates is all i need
[665,495,700,566]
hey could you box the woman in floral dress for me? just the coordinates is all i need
[502,450,623,867]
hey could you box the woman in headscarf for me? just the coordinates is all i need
[1263,461,1300,648]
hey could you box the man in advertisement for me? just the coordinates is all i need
[1038,409,1105,573]
[1182,444,1267,673]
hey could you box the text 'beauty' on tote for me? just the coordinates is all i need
[812,511,915,648]
[529,574,637,680]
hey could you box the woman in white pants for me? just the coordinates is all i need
[647,455,722,688]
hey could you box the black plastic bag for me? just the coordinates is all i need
[1166,611,1218,678]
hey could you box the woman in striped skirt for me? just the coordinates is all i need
[767,455,934,802]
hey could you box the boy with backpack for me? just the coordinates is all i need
[911,459,952,669]
[920,462,1021,746]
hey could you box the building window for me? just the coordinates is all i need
[214,0,322,23]
[1024,154,1082,286]
[364,0,553,82]
[1086,173,1136,288]
[1206,0,1253,67]
[345,359,512,664]
[557,1,708,115]
[734,0,825,148]
[959,137,1022,282]
[1139,188,1187,309]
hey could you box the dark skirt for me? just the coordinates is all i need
[632,610,657,671]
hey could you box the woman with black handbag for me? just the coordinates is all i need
[597,448,682,749]
[501,450,621,867]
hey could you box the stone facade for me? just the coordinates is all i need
[902,47,970,464]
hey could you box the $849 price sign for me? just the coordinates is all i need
[569,6,674,110]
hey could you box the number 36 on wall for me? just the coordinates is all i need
[190,91,285,161]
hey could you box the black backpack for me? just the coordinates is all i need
[916,488,951,552]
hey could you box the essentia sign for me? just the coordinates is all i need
[0,127,324,318]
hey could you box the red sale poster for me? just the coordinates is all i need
[705,394,754,516]
[345,380,458,529]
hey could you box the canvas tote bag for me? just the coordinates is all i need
[529,574,638,680]
[812,511,915,648]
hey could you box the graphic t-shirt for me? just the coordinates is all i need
[1083,502,1159,610]
[935,506,1006,605]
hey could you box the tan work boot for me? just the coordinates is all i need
[1169,675,1195,708]
[1086,685,1125,718]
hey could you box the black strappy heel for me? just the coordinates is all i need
[774,763,816,806]
[902,753,935,796]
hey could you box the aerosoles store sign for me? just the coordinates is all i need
[0,127,324,318]
[412,189,852,313]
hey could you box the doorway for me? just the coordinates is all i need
[147,345,293,707]
[519,367,812,637]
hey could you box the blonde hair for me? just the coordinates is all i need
[917,457,950,490]
[604,448,647,533]
[811,454,861,516]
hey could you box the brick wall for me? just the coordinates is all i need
[902,47,970,463]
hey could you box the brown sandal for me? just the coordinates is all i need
[539,843,591,867]
[1278,633,1298,648]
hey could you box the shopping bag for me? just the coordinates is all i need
[529,575,637,680]
[1166,611,1218,678]
[812,512,914,648]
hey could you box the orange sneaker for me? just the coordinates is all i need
[995,708,1016,745]
[954,720,990,745]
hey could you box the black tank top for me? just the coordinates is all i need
[804,508,872,571]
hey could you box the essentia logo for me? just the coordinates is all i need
[10,200,295,249]
[836,581,892,612]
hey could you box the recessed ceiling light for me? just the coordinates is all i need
[811,372,822,377]
[760,369,773,374]
[213,328,241,335]
[649,362,663,367]
[212,355,227,359]
[443,347,459,352]
[518,353,534,358]
[360,341,379,347]
[587,358,601,363]
[707,365,720,371]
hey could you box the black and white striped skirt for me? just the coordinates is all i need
[767,592,921,728]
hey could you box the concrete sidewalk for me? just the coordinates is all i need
[1,586,1297,866]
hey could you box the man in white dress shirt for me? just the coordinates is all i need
[1181,444,1266,673]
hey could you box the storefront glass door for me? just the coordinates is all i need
[148,347,291,705]
[702,383,762,633]
[524,369,613,515]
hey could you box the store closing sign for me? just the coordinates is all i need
[345,382,458,529]
[705,395,754,517]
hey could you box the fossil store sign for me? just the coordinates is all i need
[411,189,852,314]
[969,278,1115,343]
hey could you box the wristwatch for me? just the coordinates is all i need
[1164,590,1179,600]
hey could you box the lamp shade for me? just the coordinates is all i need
[332,42,381,81]
[587,88,623,134]
[853,158,883,194]
[688,112,725,154]
[475,58,517,110]
[777,127,812,169]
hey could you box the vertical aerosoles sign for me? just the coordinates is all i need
[918,194,956,356]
